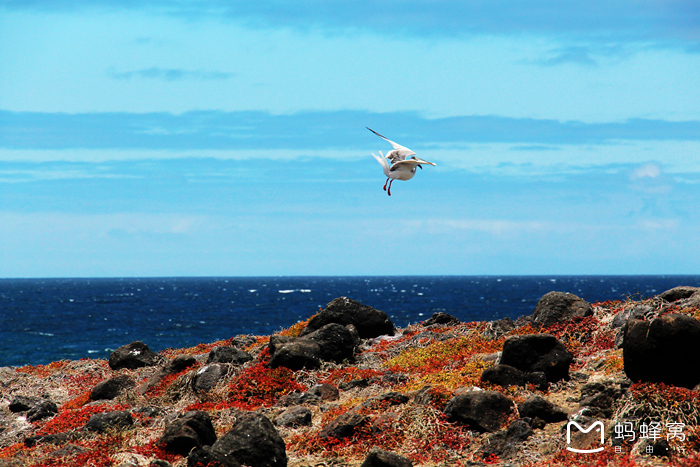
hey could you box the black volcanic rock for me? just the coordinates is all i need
[531,291,593,328]
[301,297,395,339]
[91,375,136,401]
[304,323,358,363]
[517,395,567,423]
[212,412,287,467]
[623,313,700,388]
[268,340,322,371]
[108,341,161,370]
[160,410,217,457]
[444,390,514,433]
[319,409,369,440]
[207,346,253,365]
[361,447,413,467]
[499,334,573,383]
[84,410,133,433]
[423,312,460,326]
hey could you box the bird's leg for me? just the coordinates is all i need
[383,177,389,191]
[387,179,393,196]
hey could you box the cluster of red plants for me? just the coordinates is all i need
[36,403,131,436]
[225,358,306,411]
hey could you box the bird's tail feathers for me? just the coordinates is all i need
[371,151,391,177]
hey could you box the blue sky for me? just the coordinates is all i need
[1,1,699,277]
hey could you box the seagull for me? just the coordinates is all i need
[367,127,436,196]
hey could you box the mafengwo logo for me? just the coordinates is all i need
[566,420,605,453]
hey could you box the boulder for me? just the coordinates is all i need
[274,406,312,427]
[212,412,287,467]
[84,410,133,433]
[319,409,369,440]
[160,411,217,457]
[91,375,136,401]
[301,297,395,339]
[443,390,514,433]
[499,334,573,383]
[623,313,700,388]
[207,346,253,365]
[479,419,533,459]
[361,447,413,467]
[423,312,460,326]
[531,292,593,328]
[194,364,229,392]
[268,340,321,371]
[108,341,160,370]
[517,396,567,424]
[304,323,358,363]
[658,286,700,303]
[26,400,58,422]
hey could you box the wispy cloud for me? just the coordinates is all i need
[2,0,698,49]
[107,67,234,81]
[2,110,699,151]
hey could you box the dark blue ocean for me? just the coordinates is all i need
[2,276,699,367]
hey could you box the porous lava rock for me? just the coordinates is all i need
[423,312,460,326]
[26,400,58,422]
[301,297,395,339]
[479,419,533,459]
[187,447,241,467]
[531,291,593,328]
[360,446,413,467]
[267,340,321,371]
[306,383,339,401]
[207,346,253,365]
[319,409,370,440]
[304,323,358,363]
[212,412,287,467]
[91,375,136,401]
[160,410,217,457]
[499,334,573,383]
[84,410,134,433]
[274,406,312,427]
[108,341,160,370]
[443,390,515,433]
[9,395,41,413]
[517,395,568,424]
[623,313,700,388]
[193,364,229,392]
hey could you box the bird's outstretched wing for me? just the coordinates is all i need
[366,127,416,162]
[389,158,436,172]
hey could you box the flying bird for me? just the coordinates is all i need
[367,127,435,196]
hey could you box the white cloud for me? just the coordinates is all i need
[630,162,663,180]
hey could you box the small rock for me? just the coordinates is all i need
[274,406,312,427]
[480,364,527,387]
[26,400,58,422]
[91,375,136,401]
[306,383,339,401]
[479,419,533,459]
[531,291,593,328]
[187,447,241,467]
[9,395,41,413]
[275,391,321,407]
[212,412,287,467]
[443,390,514,433]
[193,364,229,392]
[207,346,253,365]
[361,391,409,409]
[517,396,567,424]
[423,312,460,326]
[84,410,134,433]
[160,411,217,457]
[165,354,198,373]
[319,409,369,440]
[109,341,161,370]
[578,381,623,418]
[361,446,413,467]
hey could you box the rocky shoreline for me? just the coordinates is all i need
[2,288,700,466]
